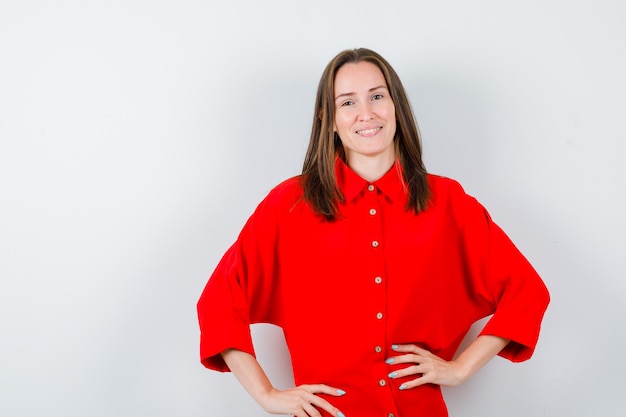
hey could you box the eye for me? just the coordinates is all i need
[340,100,355,107]
[372,93,384,101]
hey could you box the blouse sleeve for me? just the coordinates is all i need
[196,191,285,372]
[456,187,550,363]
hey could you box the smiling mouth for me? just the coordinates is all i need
[356,127,382,136]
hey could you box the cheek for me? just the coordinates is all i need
[334,114,350,133]
[387,108,397,136]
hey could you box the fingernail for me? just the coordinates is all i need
[385,358,394,364]
[336,389,346,395]
[392,344,399,350]
[388,372,398,378]
[338,412,346,417]
[399,384,407,390]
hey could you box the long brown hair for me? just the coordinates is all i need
[301,48,430,220]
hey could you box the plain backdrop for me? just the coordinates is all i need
[1,1,625,416]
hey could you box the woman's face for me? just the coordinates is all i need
[333,61,396,168]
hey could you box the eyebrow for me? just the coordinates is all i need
[334,85,388,101]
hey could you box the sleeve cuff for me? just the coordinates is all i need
[199,319,255,372]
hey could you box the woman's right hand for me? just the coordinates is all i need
[258,384,345,417]
[221,349,346,417]
[257,384,346,417]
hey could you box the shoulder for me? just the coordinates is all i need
[264,175,304,204]
[427,174,468,202]
[236,176,307,236]
[253,175,306,216]
[426,174,487,221]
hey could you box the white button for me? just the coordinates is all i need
[372,240,379,248]
[374,276,382,284]
[369,208,377,215]
[379,379,386,387]
[376,312,383,319]
[375,346,382,353]
[368,184,375,191]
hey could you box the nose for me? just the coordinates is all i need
[359,102,374,121]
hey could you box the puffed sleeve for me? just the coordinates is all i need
[197,189,286,372]
[457,188,550,362]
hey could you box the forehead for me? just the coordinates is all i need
[334,61,387,93]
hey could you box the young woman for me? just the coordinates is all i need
[197,48,550,417]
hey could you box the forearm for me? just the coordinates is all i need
[453,335,510,382]
[221,348,274,404]
[221,348,346,416]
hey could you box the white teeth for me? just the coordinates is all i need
[357,127,381,135]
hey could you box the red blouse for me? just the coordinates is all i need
[197,159,549,417]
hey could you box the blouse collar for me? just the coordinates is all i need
[335,157,407,204]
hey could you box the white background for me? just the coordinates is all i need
[1,1,625,416]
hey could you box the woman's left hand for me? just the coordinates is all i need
[386,344,467,389]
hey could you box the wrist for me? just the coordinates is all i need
[451,359,472,385]
[255,385,277,410]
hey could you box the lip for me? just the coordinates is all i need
[355,126,382,137]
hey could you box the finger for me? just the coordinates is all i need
[392,343,429,354]
[302,402,323,417]
[388,364,422,379]
[388,347,423,365]
[386,353,428,365]
[397,374,430,391]
[386,353,421,365]
[305,384,347,397]
[296,384,346,417]
[308,394,345,417]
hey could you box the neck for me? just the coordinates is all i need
[345,151,396,182]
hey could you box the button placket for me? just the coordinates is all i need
[364,182,391,399]
[361,184,397,417]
